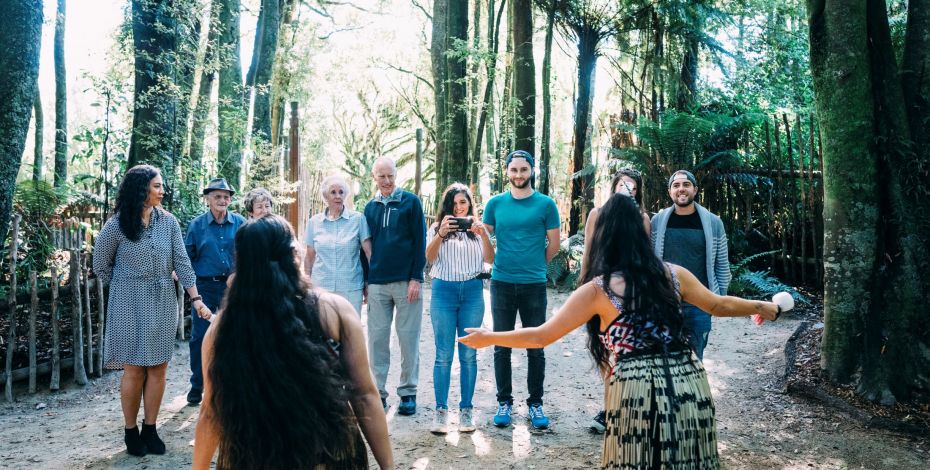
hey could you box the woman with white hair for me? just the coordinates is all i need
[304,175,372,314]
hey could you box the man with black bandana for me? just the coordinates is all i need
[651,170,731,360]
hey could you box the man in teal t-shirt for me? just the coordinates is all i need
[482,150,560,430]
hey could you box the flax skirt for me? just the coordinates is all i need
[601,349,719,469]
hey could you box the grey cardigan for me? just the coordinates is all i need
[651,203,731,295]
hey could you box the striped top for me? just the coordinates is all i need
[427,225,485,282]
[305,208,371,292]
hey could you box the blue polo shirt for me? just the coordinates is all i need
[185,210,246,277]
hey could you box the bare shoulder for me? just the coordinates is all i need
[315,291,359,340]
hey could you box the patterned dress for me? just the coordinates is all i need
[93,208,197,368]
[596,268,719,469]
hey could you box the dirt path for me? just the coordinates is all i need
[1,286,927,469]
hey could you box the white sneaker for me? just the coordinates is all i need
[430,408,448,434]
[458,408,476,433]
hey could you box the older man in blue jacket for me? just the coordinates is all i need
[364,157,427,415]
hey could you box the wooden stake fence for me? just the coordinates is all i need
[4,214,20,402]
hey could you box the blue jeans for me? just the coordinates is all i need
[189,280,226,390]
[431,278,485,410]
[490,280,547,406]
[681,305,712,360]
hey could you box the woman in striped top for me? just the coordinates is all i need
[425,183,494,434]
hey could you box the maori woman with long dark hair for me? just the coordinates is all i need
[93,164,209,457]
[193,215,393,469]
[460,194,789,469]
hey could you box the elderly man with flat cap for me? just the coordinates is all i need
[184,178,246,405]
[651,170,731,361]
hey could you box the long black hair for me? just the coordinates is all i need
[582,194,684,371]
[435,182,477,240]
[209,215,358,469]
[113,164,160,241]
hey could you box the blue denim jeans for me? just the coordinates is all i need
[681,304,712,360]
[490,280,547,406]
[189,280,226,390]
[431,278,485,410]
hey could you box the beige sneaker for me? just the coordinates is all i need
[458,408,476,433]
[430,408,449,435]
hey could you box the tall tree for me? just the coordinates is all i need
[216,0,245,187]
[511,0,535,154]
[54,0,68,187]
[430,0,449,190]
[539,2,555,194]
[32,89,44,183]
[809,0,930,402]
[189,2,220,165]
[0,0,42,242]
[247,0,281,141]
[540,0,623,235]
[128,0,178,178]
[473,0,507,192]
[444,0,470,186]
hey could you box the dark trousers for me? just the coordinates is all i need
[490,280,547,406]
[189,280,226,390]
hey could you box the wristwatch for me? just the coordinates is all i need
[190,295,203,303]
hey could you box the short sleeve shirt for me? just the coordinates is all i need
[483,191,560,284]
[305,208,371,292]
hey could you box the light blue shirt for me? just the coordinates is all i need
[305,207,371,292]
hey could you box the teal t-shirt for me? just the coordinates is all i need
[483,191,560,284]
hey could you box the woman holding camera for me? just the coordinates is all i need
[425,183,494,434]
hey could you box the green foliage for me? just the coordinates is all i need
[546,233,584,290]
[10,180,67,278]
[728,249,808,304]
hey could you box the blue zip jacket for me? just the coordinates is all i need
[363,188,427,284]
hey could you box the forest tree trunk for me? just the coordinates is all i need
[809,0,930,402]
[217,0,244,187]
[568,33,598,236]
[0,0,42,242]
[128,0,179,179]
[431,0,449,191]
[444,0,469,185]
[54,0,68,187]
[539,3,554,195]
[249,0,280,142]
[32,89,43,183]
[511,0,534,155]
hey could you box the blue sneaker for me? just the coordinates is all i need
[493,402,512,427]
[398,396,416,415]
[527,404,550,430]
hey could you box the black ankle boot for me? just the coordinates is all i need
[124,426,147,456]
[140,423,166,455]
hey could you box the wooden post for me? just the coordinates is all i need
[28,271,38,393]
[764,119,777,268]
[808,115,818,285]
[816,124,825,284]
[4,214,20,402]
[70,251,88,385]
[415,128,423,197]
[286,101,300,231]
[795,114,807,284]
[773,114,788,277]
[782,113,797,281]
[96,274,105,376]
[83,255,93,375]
[50,265,60,390]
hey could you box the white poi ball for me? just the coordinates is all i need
[772,292,795,312]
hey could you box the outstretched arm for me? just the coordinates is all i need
[675,265,776,319]
[193,323,220,469]
[459,282,601,349]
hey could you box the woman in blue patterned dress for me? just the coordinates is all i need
[460,194,785,469]
[93,165,211,457]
